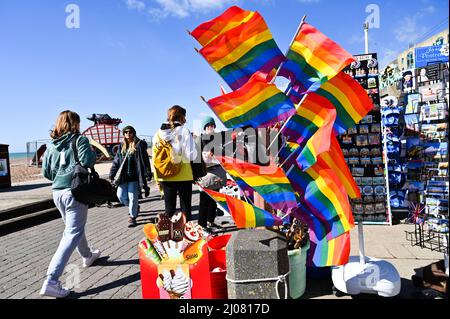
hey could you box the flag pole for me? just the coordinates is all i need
[200,95,227,128]
[278,143,302,168]
[357,22,370,267]
[265,15,307,153]
[266,92,309,152]
[269,14,307,85]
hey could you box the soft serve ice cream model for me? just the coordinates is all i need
[139,212,213,299]
[158,265,191,299]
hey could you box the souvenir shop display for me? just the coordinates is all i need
[339,53,390,224]
[380,61,449,290]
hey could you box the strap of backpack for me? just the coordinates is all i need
[71,134,81,164]
[71,134,97,173]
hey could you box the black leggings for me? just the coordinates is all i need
[198,191,218,228]
[162,181,193,221]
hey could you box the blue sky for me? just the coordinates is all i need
[0,0,448,152]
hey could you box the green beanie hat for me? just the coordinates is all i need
[201,116,216,130]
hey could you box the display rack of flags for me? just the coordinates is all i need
[190,5,374,267]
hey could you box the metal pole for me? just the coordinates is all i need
[266,92,309,151]
[358,22,371,267]
[269,15,307,84]
[364,22,369,54]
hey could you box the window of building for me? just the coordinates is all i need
[407,52,414,69]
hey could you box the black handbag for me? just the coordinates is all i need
[70,135,116,205]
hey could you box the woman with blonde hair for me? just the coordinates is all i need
[152,105,197,221]
[109,125,151,227]
[40,110,100,298]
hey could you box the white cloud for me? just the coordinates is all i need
[424,5,436,13]
[394,13,428,44]
[125,0,146,11]
[127,0,238,19]
[393,3,438,45]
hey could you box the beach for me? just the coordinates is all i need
[10,157,43,184]
[9,157,113,184]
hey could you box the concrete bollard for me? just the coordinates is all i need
[226,229,290,299]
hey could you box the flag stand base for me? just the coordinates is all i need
[331,256,401,297]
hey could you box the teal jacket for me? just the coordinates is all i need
[42,133,96,190]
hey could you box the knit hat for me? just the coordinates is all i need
[122,125,136,135]
[201,116,216,130]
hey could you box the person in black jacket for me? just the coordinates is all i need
[109,125,151,227]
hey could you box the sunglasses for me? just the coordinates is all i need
[124,131,134,134]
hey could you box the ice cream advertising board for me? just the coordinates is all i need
[138,214,213,299]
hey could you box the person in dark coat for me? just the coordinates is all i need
[109,125,152,227]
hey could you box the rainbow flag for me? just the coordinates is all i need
[201,187,230,212]
[281,87,338,147]
[207,72,296,128]
[226,194,284,228]
[312,71,374,134]
[216,155,298,211]
[197,9,285,91]
[280,138,360,200]
[292,206,350,266]
[279,23,354,96]
[191,6,255,47]
[320,135,360,199]
[283,154,354,240]
[295,101,336,170]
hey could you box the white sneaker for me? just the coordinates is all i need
[82,249,101,268]
[39,280,71,298]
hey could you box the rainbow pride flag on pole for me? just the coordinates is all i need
[292,206,350,266]
[200,187,230,213]
[295,102,336,171]
[320,135,360,199]
[281,94,335,145]
[190,6,255,47]
[195,7,285,91]
[216,155,298,211]
[226,194,284,228]
[280,137,360,200]
[207,72,296,128]
[312,71,374,134]
[279,23,354,96]
[281,145,354,239]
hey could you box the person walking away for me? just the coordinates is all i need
[152,105,197,221]
[197,116,227,231]
[40,110,101,298]
[109,125,151,227]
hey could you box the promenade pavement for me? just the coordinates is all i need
[0,177,445,299]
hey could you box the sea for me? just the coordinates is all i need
[9,152,28,160]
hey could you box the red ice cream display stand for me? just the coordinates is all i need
[139,241,212,299]
[138,233,231,299]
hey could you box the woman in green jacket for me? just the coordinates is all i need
[40,110,101,298]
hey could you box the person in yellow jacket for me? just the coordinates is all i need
[152,105,197,221]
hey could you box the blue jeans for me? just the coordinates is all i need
[46,189,92,282]
[117,181,139,218]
